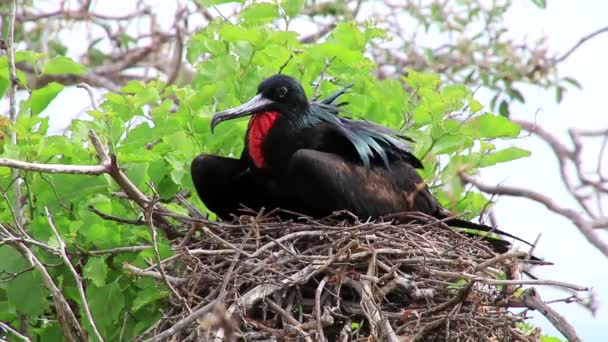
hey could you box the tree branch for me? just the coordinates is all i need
[507,287,582,342]
[45,207,104,342]
[460,173,608,258]
[0,158,108,175]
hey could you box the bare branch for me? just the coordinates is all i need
[0,158,108,175]
[122,263,185,285]
[508,288,582,342]
[554,26,608,65]
[45,207,104,342]
[461,173,608,258]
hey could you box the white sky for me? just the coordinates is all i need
[7,0,608,340]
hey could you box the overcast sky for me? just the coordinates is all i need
[7,0,608,340]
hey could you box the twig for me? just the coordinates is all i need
[145,192,191,312]
[430,269,588,291]
[122,263,185,285]
[0,158,107,175]
[315,276,329,342]
[264,298,312,342]
[88,205,146,225]
[76,83,101,111]
[0,321,31,342]
[461,173,608,258]
[508,288,582,342]
[554,26,608,64]
[45,207,104,342]
[10,241,87,342]
[359,250,399,342]
[88,245,151,255]
[5,0,22,229]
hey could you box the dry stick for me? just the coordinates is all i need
[45,207,104,342]
[429,269,588,292]
[314,276,329,342]
[212,264,320,341]
[554,26,608,64]
[0,321,31,342]
[263,298,312,342]
[0,159,107,175]
[88,206,146,225]
[461,173,608,258]
[359,250,399,342]
[5,0,22,227]
[472,251,528,273]
[508,288,582,342]
[146,201,191,313]
[88,245,151,255]
[148,230,251,342]
[122,263,185,285]
[11,241,87,342]
[86,129,179,237]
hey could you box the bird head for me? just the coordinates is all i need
[211,74,310,132]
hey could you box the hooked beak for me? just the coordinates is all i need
[210,94,275,133]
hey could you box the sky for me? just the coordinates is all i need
[7,0,608,340]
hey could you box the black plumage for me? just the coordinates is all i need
[191,74,531,250]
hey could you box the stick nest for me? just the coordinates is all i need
[143,214,540,341]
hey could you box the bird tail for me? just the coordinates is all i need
[443,217,532,247]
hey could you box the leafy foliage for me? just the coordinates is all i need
[0,1,543,341]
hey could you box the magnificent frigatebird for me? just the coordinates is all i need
[191,74,531,249]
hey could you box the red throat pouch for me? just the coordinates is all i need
[247,111,280,168]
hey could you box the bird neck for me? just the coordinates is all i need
[247,111,281,169]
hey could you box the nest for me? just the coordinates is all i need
[139,213,540,341]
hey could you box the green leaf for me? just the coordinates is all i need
[530,0,546,9]
[43,56,88,75]
[470,113,521,138]
[562,77,582,89]
[239,3,279,27]
[7,271,49,315]
[498,99,509,117]
[132,287,170,311]
[467,96,483,113]
[432,135,474,154]
[88,281,125,336]
[30,82,64,115]
[479,147,531,167]
[84,257,109,287]
[282,0,305,17]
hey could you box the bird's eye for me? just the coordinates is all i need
[278,86,288,98]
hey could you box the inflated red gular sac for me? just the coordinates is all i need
[192,74,541,261]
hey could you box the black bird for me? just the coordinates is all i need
[191,74,530,250]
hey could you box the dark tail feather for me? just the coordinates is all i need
[445,217,533,247]
[445,218,549,265]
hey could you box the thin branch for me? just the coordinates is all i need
[88,205,146,225]
[461,173,608,258]
[10,241,87,342]
[45,207,104,342]
[554,26,608,64]
[507,287,582,342]
[5,0,22,230]
[430,269,588,292]
[88,245,151,256]
[122,263,186,285]
[145,190,191,313]
[0,158,108,175]
[76,83,101,111]
[0,321,31,342]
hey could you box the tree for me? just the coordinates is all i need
[0,0,605,341]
